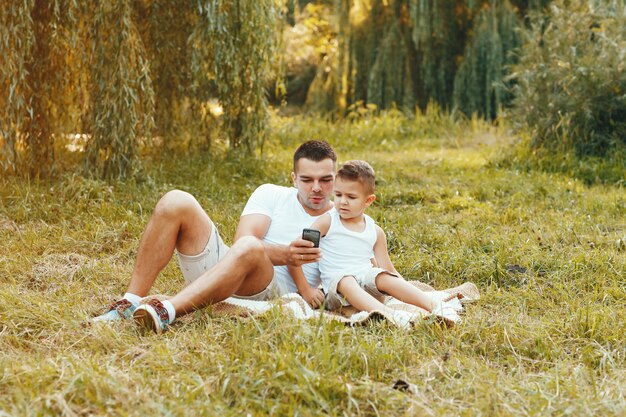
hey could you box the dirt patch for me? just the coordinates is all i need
[28,253,97,290]
[0,218,20,232]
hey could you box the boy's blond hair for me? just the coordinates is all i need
[337,160,375,194]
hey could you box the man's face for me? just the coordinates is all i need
[292,158,335,215]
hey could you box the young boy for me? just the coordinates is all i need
[289,160,461,327]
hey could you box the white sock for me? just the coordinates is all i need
[162,300,176,323]
[123,292,142,307]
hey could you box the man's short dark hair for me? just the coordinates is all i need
[337,160,376,194]
[293,141,337,171]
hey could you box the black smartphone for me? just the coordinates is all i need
[302,228,321,248]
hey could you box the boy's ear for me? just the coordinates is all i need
[365,194,376,206]
[290,172,296,186]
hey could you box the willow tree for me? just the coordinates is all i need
[191,0,281,153]
[359,1,415,110]
[453,1,522,119]
[136,0,200,146]
[306,0,548,118]
[86,0,154,179]
[410,0,467,110]
[311,0,471,114]
[0,1,34,174]
[0,0,82,177]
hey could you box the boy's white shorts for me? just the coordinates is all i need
[325,267,399,311]
[176,220,280,301]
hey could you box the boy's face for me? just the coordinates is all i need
[292,157,335,215]
[333,177,375,220]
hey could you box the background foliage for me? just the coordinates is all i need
[303,0,543,115]
[508,0,626,158]
[1,0,624,180]
[191,0,281,153]
[87,0,155,179]
[1,113,624,415]
[0,0,280,178]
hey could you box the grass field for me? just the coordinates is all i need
[1,113,625,416]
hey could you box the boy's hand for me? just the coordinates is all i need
[288,238,321,266]
[301,287,325,309]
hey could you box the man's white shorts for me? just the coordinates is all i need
[175,220,280,301]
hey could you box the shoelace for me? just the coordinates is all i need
[146,299,169,323]
[109,299,132,314]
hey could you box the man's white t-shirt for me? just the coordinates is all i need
[241,184,324,294]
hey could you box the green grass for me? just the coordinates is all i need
[1,113,625,415]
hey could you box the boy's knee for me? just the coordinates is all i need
[337,275,358,294]
[374,272,398,289]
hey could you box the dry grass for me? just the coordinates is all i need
[0,113,624,415]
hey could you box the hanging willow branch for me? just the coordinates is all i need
[0,0,35,174]
[136,0,198,146]
[0,0,82,177]
[453,0,521,119]
[191,0,281,153]
[86,0,154,179]
[307,0,538,118]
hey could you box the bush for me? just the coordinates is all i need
[508,0,626,158]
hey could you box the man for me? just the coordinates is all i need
[93,140,336,333]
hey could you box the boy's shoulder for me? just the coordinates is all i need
[364,213,379,226]
[366,215,385,237]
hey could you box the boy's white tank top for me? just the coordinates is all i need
[319,209,378,291]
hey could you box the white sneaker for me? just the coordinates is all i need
[432,301,461,324]
[431,291,463,312]
[390,310,416,329]
[133,298,171,334]
[92,299,136,322]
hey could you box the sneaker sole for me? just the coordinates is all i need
[134,306,161,334]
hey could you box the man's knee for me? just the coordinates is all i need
[229,236,266,263]
[154,190,199,219]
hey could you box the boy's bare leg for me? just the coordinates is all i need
[126,190,213,297]
[337,276,388,312]
[336,276,416,328]
[168,236,276,316]
[375,273,436,311]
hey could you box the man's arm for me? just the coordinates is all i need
[284,214,331,307]
[234,213,320,267]
[372,225,402,277]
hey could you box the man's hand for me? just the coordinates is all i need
[300,287,325,309]
[288,238,321,266]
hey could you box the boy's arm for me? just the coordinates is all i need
[372,225,402,277]
[287,214,332,308]
[288,264,323,308]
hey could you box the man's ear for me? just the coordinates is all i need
[365,194,376,206]
[291,171,296,186]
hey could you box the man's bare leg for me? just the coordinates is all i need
[126,190,213,297]
[93,190,214,322]
[168,236,276,315]
[132,236,276,332]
